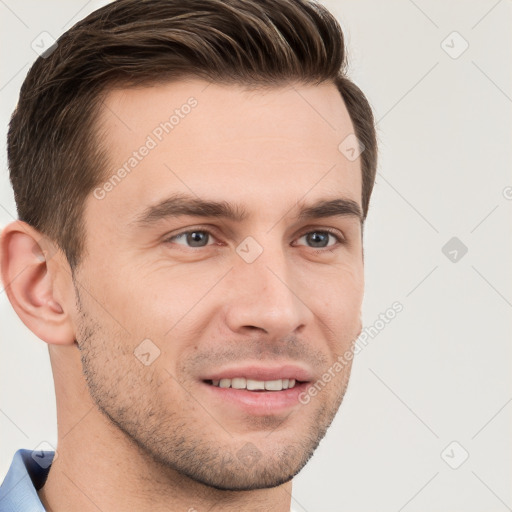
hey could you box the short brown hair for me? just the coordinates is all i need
[8,0,378,269]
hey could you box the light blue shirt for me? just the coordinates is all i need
[0,449,53,511]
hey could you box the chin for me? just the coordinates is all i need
[183,462,300,491]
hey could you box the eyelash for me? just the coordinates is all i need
[163,227,345,253]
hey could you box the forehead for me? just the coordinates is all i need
[89,79,362,227]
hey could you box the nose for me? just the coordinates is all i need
[223,243,313,338]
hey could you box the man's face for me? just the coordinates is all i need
[72,79,364,490]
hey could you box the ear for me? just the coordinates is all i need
[0,220,76,346]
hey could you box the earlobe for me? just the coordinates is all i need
[0,220,76,346]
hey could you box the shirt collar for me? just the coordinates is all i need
[0,449,54,511]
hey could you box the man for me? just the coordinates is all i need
[0,0,377,510]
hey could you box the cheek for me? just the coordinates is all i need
[311,264,364,317]
[307,265,364,359]
[106,258,213,325]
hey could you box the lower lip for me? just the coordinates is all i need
[201,381,310,416]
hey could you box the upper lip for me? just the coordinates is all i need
[202,363,314,382]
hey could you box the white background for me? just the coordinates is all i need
[1,1,511,511]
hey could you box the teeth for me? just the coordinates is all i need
[231,377,246,389]
[209,378,298,391]
[265,379,283,391]
[247,379,265,390]
[219,379,231,388]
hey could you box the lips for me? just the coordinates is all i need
[201,377,310,415]
[200,364,313,417]
[201,363,313,384]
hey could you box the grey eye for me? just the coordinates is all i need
[168,230,213,247]
[296,231,340,248]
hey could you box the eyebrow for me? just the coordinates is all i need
[132,192,363,227]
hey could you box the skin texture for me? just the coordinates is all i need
[1,79,364,512]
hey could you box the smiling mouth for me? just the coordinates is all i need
[203,378,303,391]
